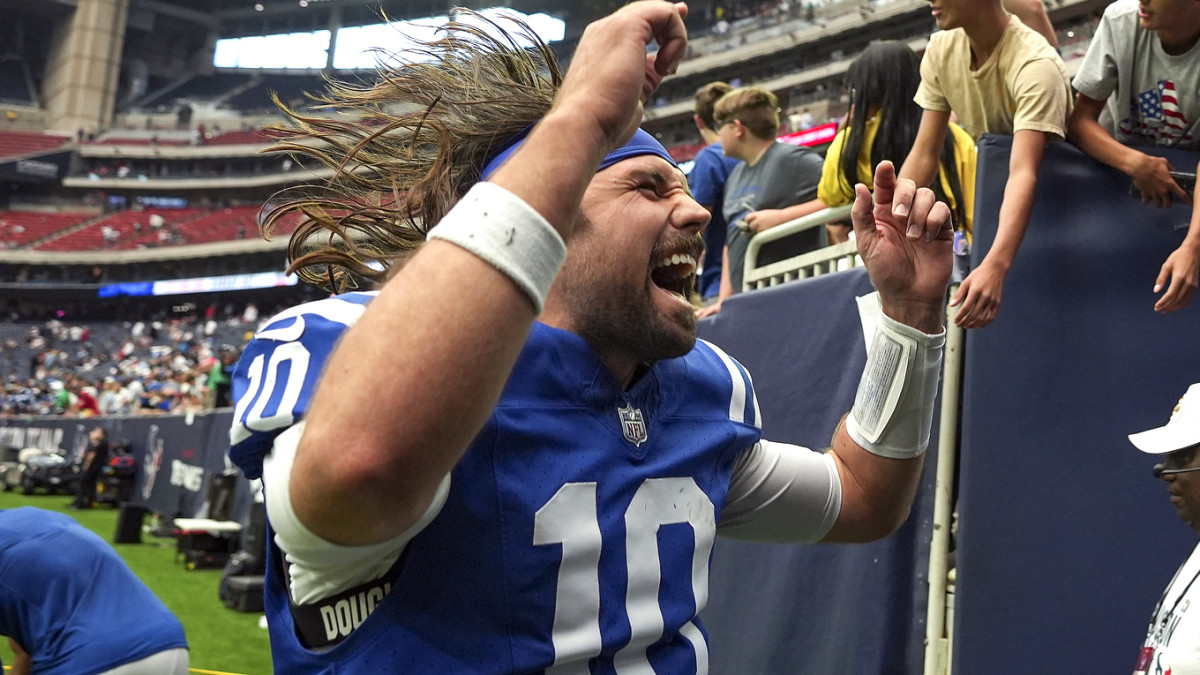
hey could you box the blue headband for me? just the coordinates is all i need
[481,127,678,180]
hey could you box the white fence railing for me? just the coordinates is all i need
[741,204,856,292]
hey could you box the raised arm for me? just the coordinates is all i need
[1068,93,1189,208]
[290,2,692,546]
[826,161,951,541]
[1002,0,1058,48]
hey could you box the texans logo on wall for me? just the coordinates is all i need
[142,424,164,501]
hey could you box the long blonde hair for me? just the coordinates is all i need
[261,11,562,292]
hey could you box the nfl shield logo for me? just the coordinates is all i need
[617,403,648,447]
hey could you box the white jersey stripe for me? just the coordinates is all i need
[746,369,762,430]
[700,340,747,425]
[256,292,377,339]
[679,621,709,675]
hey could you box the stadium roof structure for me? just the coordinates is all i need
[110,0,623,40]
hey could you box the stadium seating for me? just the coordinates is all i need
[0,210,94,249]
[168,206,260,245]
[34,209,202,251]
[204,129,277,145]
[0,131,71,161]
[665,141,707,163]
[5,205,307,252]
[224,73,328,113]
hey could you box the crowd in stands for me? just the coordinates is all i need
[3,0,1193,313]
[0,303,277,418]
[689,0,1199,325]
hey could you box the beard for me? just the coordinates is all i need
[554,227,700,370]
[567,273,697,367]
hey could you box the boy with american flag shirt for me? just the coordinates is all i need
[1069,0,1200,314]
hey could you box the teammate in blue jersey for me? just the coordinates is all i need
[229,2,954,673]
[0,507,189,675]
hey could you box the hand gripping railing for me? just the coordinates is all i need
[740,204,855,292]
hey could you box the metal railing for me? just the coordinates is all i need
[741,204,855,292]
[741,206,964,675]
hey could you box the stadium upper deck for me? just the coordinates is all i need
[0,0,1108,264]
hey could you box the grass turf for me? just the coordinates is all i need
[0,489,273,675]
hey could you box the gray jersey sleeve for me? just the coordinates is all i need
[717,439,841,543]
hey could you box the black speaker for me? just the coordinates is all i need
[244,500,267,562]
[113,502,149,544]
[206,470,238,521]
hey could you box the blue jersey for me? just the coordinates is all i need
[230,294,764,674]
[0,508,187,675]
[688,143,742,299]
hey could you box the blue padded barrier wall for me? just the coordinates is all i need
[0,411,243,519]
[699,268,937,674]
[954,136,1200,674]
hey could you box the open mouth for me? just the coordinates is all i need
[650,252,699,303]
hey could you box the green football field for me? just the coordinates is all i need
[0,490,273,675]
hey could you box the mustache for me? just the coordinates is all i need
[651,232,705,262]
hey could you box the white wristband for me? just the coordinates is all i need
[846,313,945,459]
[427,181,567,313]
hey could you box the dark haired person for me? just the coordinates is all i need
[1129,383,1200,674]
[819,41,975,272]
[229,3,954,672]
[70,426,109,510]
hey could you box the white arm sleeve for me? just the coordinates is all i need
[717,439,842,543]
[261,421,451,604]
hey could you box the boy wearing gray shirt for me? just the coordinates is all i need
[698,86,824,317]
[1068,0,1200,313]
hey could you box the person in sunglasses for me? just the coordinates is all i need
[1129,382,1200,675]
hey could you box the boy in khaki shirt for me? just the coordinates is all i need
[901,0,1071,328]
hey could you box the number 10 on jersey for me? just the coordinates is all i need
[533,477,716,674]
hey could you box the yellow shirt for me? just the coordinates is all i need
[818,114,978,238]
[914,15,1071,141]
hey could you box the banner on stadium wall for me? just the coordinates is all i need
[0,150,73,183]
[778,121,838,148]
[0,411,243,518]
[137,413,222,517]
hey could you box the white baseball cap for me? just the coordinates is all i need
[1129,383,1200,455]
